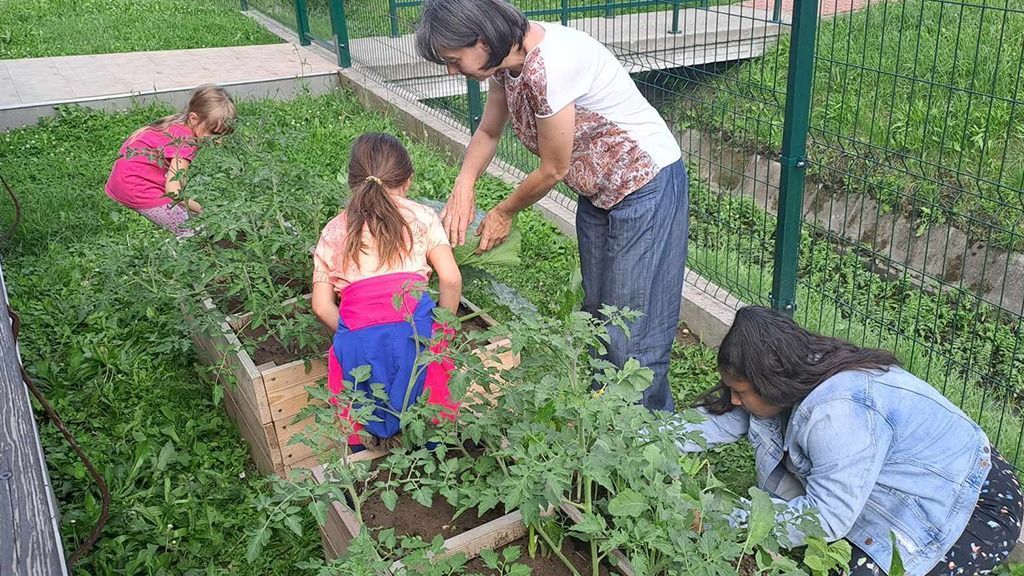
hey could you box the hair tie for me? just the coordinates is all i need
[364,175,383,186]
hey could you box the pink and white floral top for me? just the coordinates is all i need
[313,196,450,293]
[493,22,681,209]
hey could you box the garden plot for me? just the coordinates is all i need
[192,290,516,475]
[0,93,742,573]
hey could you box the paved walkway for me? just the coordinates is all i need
[741,0,869,17]
[0,43,338,108]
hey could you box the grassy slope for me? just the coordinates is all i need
[0,0,280,59]
[681,0,1024,249]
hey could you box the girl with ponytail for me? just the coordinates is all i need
[311,133,463,451]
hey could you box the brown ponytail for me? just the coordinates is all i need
[342,133,415,271]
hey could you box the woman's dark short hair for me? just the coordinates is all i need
[698,306,900,414]
[415,0,529,70]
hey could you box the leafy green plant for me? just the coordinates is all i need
[802,537,852,576]
[478,546,532,576]
[7,88,984,576]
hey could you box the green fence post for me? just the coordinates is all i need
[772,0,783,22]
[561,0,570,25]
[671,0,681,33]
[240,0,249,11]
[770,0,818,316]
[294,0,311,45]
[467,79,483,133]
[604,1,614,18]
[388,0,400,38]
[328,0,352,67]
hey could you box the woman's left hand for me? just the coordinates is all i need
[476,206,513,252]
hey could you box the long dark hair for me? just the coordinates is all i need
[699,306,900,414]
[342,133,414,271]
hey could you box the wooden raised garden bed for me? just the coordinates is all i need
[312,452,528,567]
[191,294,515,476]
[310,458,635,575]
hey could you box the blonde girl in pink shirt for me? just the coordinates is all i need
[105,85,235,237]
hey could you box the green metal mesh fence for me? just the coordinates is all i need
[243,0,1024,466]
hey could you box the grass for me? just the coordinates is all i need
[10,83,1019,574]
[0,0,280,59]
[0,87,742,571]
[679,0,1024,250]
[684,168,1024,468]
[0,104,318,574]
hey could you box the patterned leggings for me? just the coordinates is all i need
[847,449,1023,575]
[136,203,193,238]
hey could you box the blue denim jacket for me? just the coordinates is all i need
[678,367,991,576]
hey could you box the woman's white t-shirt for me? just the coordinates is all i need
[493,21,681,209]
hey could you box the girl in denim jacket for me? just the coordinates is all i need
[681,306,1022,575]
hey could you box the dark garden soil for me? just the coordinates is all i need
[676,322,700,346]
[239,321,329,366]
[360,490,507,542]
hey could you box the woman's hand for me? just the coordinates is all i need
[441,182,477,247]
[477,206,513,252]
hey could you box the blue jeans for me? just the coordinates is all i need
[576,160,689,412]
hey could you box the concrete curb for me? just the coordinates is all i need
[0,73,340,131]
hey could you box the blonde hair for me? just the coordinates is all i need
[131,85,236,140]
[342,133,415,271]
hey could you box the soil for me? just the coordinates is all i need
[458,303,494,337]
[737,553,758,576]
[360,490,507,542]
[213,238,239,250]
[239,322,330,367]
[462,536,616,576]
[675,322,700,346]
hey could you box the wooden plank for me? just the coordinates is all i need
[480,339,518,370]
[270,389,327,422]
[197,299,272,424]
[274,415,317,466]
[223,382,283,476]
[435,510,526,561]
[0,262,68,575]
[284,453,320,474]
[312,461,381,560]
[262,357,328,396]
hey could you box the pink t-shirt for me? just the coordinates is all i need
[105,124,198,209]
[313,196,450,294]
